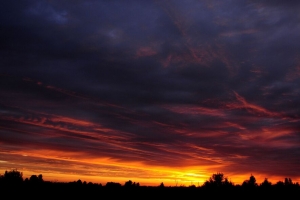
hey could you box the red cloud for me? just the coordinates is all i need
[136,47,157,58]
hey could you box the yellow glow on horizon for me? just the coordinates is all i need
[0,149,212,186]
[1,149,299,186]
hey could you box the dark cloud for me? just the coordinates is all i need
[1,0,300,184]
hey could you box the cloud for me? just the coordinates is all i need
[26,1,68,24]
[230,91,281,117]
[0,0,300,184]
[136,47,157,58]
[164,104,226,117]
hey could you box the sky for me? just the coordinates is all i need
[1,0,300,186]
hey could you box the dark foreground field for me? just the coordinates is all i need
[1,183,300,199]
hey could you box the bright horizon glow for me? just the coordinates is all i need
[0,151,298,186]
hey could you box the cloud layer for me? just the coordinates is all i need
[1,0,300,185]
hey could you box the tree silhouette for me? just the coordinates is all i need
[124,180,133,187]
[223,177,234,187]
[242,174,257,188]
[124,180,139,187]
[260,178,272,188]
[284,178,293,186]
[38,174,43,181]
[105,182,122,188]
[2,169,23,185]
[1,168,300,198]
[203,172,233,188]
[249,174,256,185]
[275,180,284,188]
[29,174,43,184]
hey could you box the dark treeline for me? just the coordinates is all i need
[0,170,300,198]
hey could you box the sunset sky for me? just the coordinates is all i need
[1,0,300,186]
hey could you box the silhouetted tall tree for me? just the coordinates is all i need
[284,178,293,186]
[242,174,257,188]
